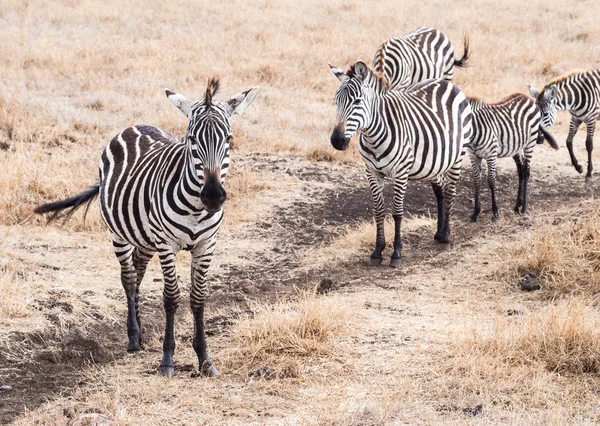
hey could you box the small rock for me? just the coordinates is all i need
[0,385,12,391]
[520,273,541,291]
[315,278,337,294]
[249,366,277,380]
[507,309,523,316]
[463,404,483,417]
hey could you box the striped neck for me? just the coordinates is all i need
[175,139,205,211]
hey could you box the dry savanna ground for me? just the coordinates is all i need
[2,0,600,424]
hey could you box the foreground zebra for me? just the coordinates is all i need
[35,80,259,378]
[372,27,469,91]
[467,94,559,222]
[329,61,472,267]
[529,70,600,183]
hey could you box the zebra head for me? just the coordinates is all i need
[529,84,559,129]
[329,61,375,151]
[165,80,258,212]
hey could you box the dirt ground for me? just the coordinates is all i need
[2,141,599,424]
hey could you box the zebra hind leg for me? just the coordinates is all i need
[468,155,482,222]
[113,239,143,352]
[513,154,524,214]
[487,157,499,221]
[585,120,596,184]
[367,171,386,266]
[133,248,155,346]
[437,160,462,243]
[431,179,446,236]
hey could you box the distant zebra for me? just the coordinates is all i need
[329,61,472,268]
[529,70,600,183]
[35,79,259,378]
[372,27,469,91]
[466,94,559,222]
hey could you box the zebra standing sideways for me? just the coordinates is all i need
[373,27,469,91]
[466,94,559,222]
[529,70,600,183]
[35,79,259,378]
[329,61,472,268]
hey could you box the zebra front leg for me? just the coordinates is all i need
[521,158,531,214]
[439,159,462,243]
[190,243,219,377]
[133,248,154,346]
[367,171,386,266]
[113,239,143,353]
[487,157,499,221]
[157,246,181,378]
[566,116,583,174]
[512,154,524,214]
[390,173,408,268]
[584,120,596,184]
[468,154,482,222]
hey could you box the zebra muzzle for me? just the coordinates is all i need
[331,126,350,151]
[200,172,227,213]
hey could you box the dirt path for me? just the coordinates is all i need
[0,148,596,424]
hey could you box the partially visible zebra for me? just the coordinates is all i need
[372,27,469,91]
[529,70,600,183]
[466,94,559,222]
[35,79,259,378]
[329,61,472,268]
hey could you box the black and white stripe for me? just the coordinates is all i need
[329,61,472,268]
[35,79,259,378]
[372,27,469,91]
[529,69,600,183]
[466,94,558,222]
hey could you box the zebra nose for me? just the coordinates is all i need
[331,127,350,151]
[200,175,227,212]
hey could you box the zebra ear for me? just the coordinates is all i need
[329,63,348,83]
[166,89,193,117]
[545,85,558,101]
[225,86,259,116]
[528,85,539,99]
[354,61,369,82]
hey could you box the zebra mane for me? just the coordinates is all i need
[542,70,587,91]
[373,42,387,74]
[469,93,525,110]
[347,64,390,91]
[205,78,220,107]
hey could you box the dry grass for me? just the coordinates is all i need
[222,290,352,377]
[223,162,271,224]
[0,261,39,320]
[497,201,600,295]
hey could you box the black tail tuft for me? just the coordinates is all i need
[538,127,559,150]
[34,183,101,224]
[454,34,470,68]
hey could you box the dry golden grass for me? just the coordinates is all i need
[0,262,38,320]
[497,201,600,295]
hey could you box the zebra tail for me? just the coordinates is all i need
[34,183,100,224]
[538,127,559,150]
[454,34,470,67]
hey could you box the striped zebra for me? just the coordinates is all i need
[34,79,259,378]
[466,94,559,222]
[329,61,472,268]
[529,70,600,183]
[372,27,469,91]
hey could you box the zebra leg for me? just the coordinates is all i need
[133,248,154,346]
[438,160,462,243]
[157,246,181,378]
[431,179,445,235]
[487,157,499,221]
[521,157,531,214]
[390,173,408,268]
[113,239,143,353]
[512,154,524,213]
[190,243,219,377]
[566,116,583,174]
[468,154,482,222]
[584,120,596,184]
[367,170,386,266]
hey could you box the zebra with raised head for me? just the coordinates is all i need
[466,94,559,222]
[35,79,259,378]
[373,27,469,91]
[529,70,600,183]
[329,61,472,267]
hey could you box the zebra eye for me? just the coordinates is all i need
[353,99,361,105]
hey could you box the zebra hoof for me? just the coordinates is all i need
[158,365,174,378]
[389,257,402,268]
[202,364,220,377]
[369,257,383,266]
[576,165,584,174]
[585,176,592,185]
[127,341,142,353]
[468,215,478,223]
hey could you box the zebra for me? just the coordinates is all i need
[528,70,600,183]
[466,94,559,222]
[34,79,259,378]
[372,27,469,91]
[329,60,472,268]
